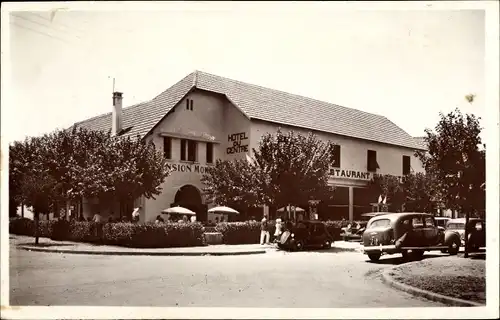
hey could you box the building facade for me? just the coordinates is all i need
[74,71,426,223]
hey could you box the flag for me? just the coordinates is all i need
[378,195,382,204]
[383,196,387,204]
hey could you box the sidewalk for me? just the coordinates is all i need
[10,235,361,256]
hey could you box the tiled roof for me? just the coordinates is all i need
[413,136,428,150]
[74,71,424,150]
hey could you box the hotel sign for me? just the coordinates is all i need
[227,132,249,154]
[166,163,211,174]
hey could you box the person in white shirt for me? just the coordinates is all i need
[274,216,283,243]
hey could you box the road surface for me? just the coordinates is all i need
[9,238,446,307]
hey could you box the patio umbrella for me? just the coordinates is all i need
[208,206,239,214]
[162,206,196,215]
[277,206,305,212]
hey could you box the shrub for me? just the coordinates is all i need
[68,221,101,243]
[9,217,35,236]
[102,222,205,248]
[215,221,262,244]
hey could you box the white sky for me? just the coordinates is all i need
[2,3,490,144]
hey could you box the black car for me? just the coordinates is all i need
[278,220,333,251]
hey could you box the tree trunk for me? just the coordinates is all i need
[34,211,40,245]
[464,211,470,258]
[21,203,24,218]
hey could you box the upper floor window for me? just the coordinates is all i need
[163,137,172,159]
[367,150,379,172]
[180,139,187,161]
[330,144,341,168]
[186,98,194,111]
[181,139,198,161]
[206,142,214,164]
[403,155,411,175]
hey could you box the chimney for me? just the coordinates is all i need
[112,92,123,136]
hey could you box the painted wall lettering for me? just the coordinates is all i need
[166,163,210,174]
[226,132,249,154]
[329,168,372,180]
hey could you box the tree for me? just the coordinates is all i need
[367,174,405,212]
[202,129,338,220]
[201,159,264,216]
[402,172,436,213]
[416,107,485,257]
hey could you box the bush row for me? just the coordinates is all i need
[215,220,345,244]
[9,217,205,248]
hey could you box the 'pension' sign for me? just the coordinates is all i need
[166,163,211,174]
[226,132,249,154]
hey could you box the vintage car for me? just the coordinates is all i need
[340,222,367,242]
[434,217,450,231]
[362,212,462,262]
[278,220,333,251]
[444,217,485,251]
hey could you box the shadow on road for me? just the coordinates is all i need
[365,253,444,265]
[17,243,75,248]
[275,247,358,254]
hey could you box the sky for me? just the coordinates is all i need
[3,2,490,144]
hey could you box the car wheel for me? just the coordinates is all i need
[368,253,381,262]
[323,240,331,249]
[401,249,410,261]
[448,237,460,255]
[294,240,304,251]
[412,250,424,260]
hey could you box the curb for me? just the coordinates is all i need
[18,245,267,257]
[381,262,484,307]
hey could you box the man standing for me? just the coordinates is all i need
[260,215,271,245]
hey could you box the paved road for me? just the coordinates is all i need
[9,239,446,307]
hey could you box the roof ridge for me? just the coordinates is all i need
[195,70,387,118]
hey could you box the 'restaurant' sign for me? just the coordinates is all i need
[329,168,372,180]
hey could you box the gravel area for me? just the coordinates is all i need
[389,255,486,304]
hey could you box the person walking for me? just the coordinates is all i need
[260,215,271,245]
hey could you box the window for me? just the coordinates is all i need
[412,216,424,228]
[180,139,187,161]
[187,140,197,162]
[403,155,411,175]
[369,219,391,228]
[367,150,379,172]
[424,217,435,227]
[206,142,213,164]
[330,144,341,168]
[185,99,194,111]
[163,137,172,159]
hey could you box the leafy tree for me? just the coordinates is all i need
[402,172,436,213]
[202,129,337,219]
[201,159,263,214]
[416,107,485,258]
[253,129,337,211]
[367,174,405,212]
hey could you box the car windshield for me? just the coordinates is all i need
[369,219,391,228]
[447,223,465,230]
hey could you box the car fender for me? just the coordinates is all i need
[444,230,460,244]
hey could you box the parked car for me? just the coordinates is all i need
[434,217,450,231]
[278,220,333,251]
[362,212,462,262]
[444,218,485,251]
[340,222,367,242]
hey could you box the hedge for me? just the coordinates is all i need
[9,217,205,248]
[215,220,345,244]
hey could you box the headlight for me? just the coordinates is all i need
[291,233,295,238]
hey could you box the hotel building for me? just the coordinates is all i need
[73,71,426,222]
